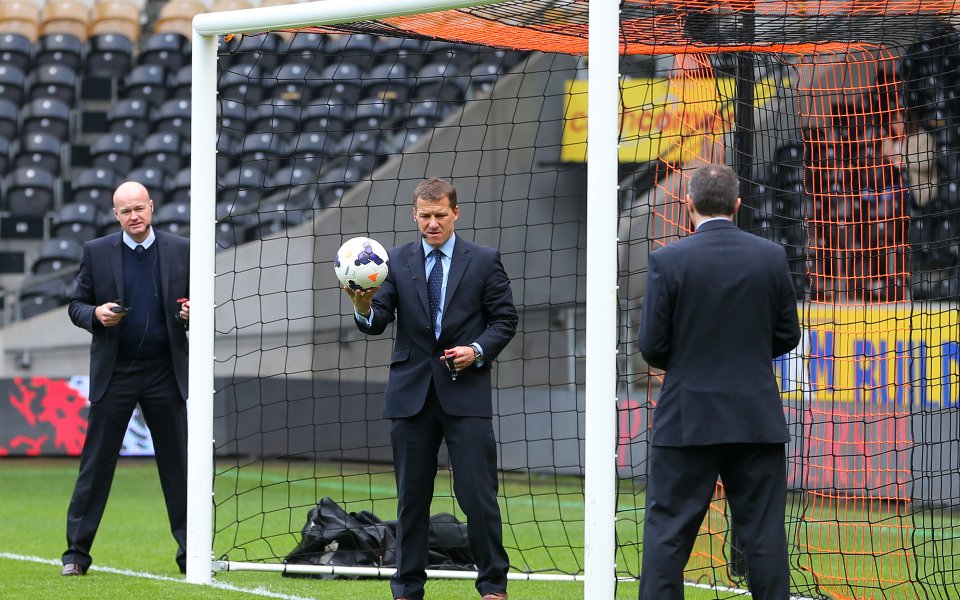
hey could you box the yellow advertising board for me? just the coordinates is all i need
[562,76,782,163]
[775,305,960,405]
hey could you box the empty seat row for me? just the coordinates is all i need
[0,0,140,42]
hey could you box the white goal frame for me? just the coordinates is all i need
[187,1,619,598]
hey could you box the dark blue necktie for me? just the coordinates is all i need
[428,248,443,330]
[135,244,145,255]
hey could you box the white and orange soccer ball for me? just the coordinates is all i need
[334,236,390,290]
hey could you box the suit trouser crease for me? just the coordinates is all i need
[639,443,789,600]
[64,358,187,568]
[390,383,508,599]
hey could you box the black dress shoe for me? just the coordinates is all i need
[61,563,87,576]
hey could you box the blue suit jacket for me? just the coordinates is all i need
[68,230,190,403]
[357,237,518,418]
[638,219,801,446]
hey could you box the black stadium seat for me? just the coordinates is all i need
[227,32,285,73]
[0,32,32,73]
[32,238,84,274]
[123,63,171,104]
[362,62,413,103]
[218,98,250,136]
[0,97,17,139]
[126,166,170,205]
[372,37,430,72]
[90,131,138,174]
[219,164,270,206]
[173,64,191,99]
[35,33,83,72]
[155,98,191,138]
[4,166,57,217]
[29,63,78,104]
[219,61,265,103]
[139,32,191,71]
[289,131,337,170]
[136,131,186,175]
[53,200,102,243]
[300,102,351,133]
[154,199,190,236]
[14,131,64,175]
[71,167,121,207]
[413,61,467,103]
[0,135,9,174]
[240,131,287,165]
[0,63,26,105]
[21,97,71,140]
[316,62,363,104]
[270,62,318,103]
[107,97,153,140]
[19,275,70,319]
[168,167,190,204]
[85,33,135,79]
[284,31,326,69]
[249,100,301,134]
[324,33,376,69]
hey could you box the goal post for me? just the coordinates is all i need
[187,0,621,592]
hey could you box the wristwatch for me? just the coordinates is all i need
[469,342,484,367]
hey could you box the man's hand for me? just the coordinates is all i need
[97,303,127,327]
[178,298,190,322]
[344,285,378,317]
[439,345,478,374]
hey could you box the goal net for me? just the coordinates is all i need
[188,1,960,598]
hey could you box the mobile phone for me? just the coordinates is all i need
[110,305,132,313]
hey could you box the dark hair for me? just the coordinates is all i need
[687,164,739,216]
[413,177,457,208]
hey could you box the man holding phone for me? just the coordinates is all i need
[61,181,191,577]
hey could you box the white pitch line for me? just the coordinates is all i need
[0,552,318,600]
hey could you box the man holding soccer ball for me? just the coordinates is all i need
[344,177,517,600]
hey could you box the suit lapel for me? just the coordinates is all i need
[407,242,430,317]
[443,241,470,314]
[110,233,124,299]
[157,231,170,303]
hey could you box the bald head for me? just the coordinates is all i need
[113,181,154,242]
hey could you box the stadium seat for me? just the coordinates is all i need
[18,275,70,319]
[466,62,500,100]
[107,97,153,140]
[71,166,121,207]
[154,198,189,236]
[136,131,186,175]
[216,131,241,173]
[284,31,326,69]
[32,238,83,274]
[240,131,287,166]
[139,32,190,71]
[317,155,376,187]
[153,0,204,37]
[339,129,395,158]
[300,102,351,133]
[88,0,140,43]
[361,62,413,103]
[289,131,337,171]
[400,99,448,130]
[271,62,319,103]
[126,166,170,205]
[249,100,301,135]
[0,134,9,174]
[36,33,84,72]
[0,97,17,139]
[90,131,138,174]
[39,0,89,41]
[13,131,64,175]
[29,63,78,104]
[123,64,171,105]
[350,98,395,131]
[0,0,40,43]
[246,194,312,241]
[97,207,119,235]
[53,200,101,243]
[85,33,136,79]
[413,62,467,103]
[316,183,347,208]
[219,164,270,206]
[168,167,190,204]
[324,33,376,69]
[3,166,57,217]
[272,164,319,191]
[0,63,26,105]
[219,61,265,103]
[0,31,31,72]
[372,36,430,73]
[225,32,285,73]
[21,97,71,140]
[154,98,191,138]
[218,98,249,139]
[315,62,363,104]
[173,64,191,99]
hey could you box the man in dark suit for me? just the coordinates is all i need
[637,164,802,600]
[61,181,191,576]
[344,177,517,600]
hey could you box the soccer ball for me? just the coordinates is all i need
[334,237,390,290]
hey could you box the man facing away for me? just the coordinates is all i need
[637,164,802,599]
[344,177,517,600]
[61,181,191,576]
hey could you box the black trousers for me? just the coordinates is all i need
[389,383,509,600]
[639,443,789,600]
[63,357,187,570]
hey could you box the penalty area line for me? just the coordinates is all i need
[0,552,316,600]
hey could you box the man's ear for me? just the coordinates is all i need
[733,198,742,215]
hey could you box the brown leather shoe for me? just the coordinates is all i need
[482,593,508,600]
[61,563,87,576]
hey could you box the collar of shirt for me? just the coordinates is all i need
[123,227,156,251]
[695,216,734,231]
[421,233,456,261]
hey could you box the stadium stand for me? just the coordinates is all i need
[39,0,89,41]
[36,33,85,72]
[0,31,32,72]
[0,0,40,42]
